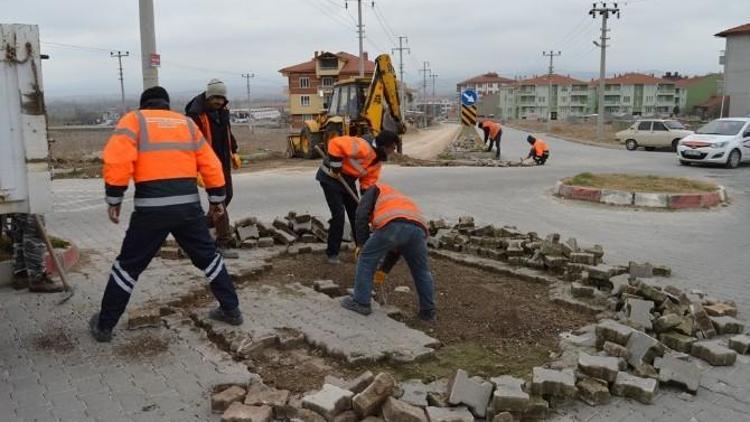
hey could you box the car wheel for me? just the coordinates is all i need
[625,139,638,151]
[671,139,681,152]
[679,160,691,166]
[725,149,741,169]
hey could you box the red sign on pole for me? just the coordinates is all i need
[150,53,160,67]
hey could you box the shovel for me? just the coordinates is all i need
[34,215,75,304]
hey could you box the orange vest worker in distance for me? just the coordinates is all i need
[341,183,436,322]
[90,86,242,343]
[478,120,503,159]
[526,135,550,165]
[316,131,399,264]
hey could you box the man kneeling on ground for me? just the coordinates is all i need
[526,135,550,165]
[341,183,436,322]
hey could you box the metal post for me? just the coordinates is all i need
[543,50,561,133]
[391,36,410,118]
[242,73,254,132]
[138,0,159,89]
[431,73,438,119]
[419,62,431,127]
[110,50,129,115]
[590,2,620,142]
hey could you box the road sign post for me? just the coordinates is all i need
[453,89,483,148]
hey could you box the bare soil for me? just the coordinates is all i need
[511,120,621,146]
[30,327,77,353]
[565,172,718,193]
[114,332,170,360]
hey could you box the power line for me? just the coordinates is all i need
[373,3,398,40]
[41,40,119,53]
[590,1,621,141]
[371,4,396,46]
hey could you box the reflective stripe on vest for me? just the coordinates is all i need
[133,193,200,207]
[346,138,368,176]
[113,127,137,141]
[134,111,205,152]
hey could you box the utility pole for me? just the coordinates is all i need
[241,73,255,132]
[590,2,620,141]
[430,73,439,119]
[419,61,431,128]
[138,0,159,89]
[110,50,129,115]
[345,0,367,77]
[391,35,410,118]
[542,50,561,132]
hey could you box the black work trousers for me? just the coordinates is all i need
[486,130,502,158]
[319,176,358,258]
[98,203,239,330]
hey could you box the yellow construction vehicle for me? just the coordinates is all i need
[287,54,405,158]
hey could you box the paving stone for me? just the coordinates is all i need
[325,371,375,395]
[586,264,616,283]
[333,410,358,422]
[704,303,738,317]
[653,314,683,333]
[596,319,635,346]
[629,261,654,278]
[394,286,411,293]
[654,356,701,394]
[213,386,247,414]
[609,273,630,297]
[632,362,659,379]
[603,341,630,359]
[653,265,672,277]
[570,252,596,265]
[447,369,493,417]
[424,406,474,422]
[530,367,576,398]
[290,408,327,422]
[691,341,738,366]
[578,353,624,383]
[399,380,429,407]
[659,332,698,353]
[221,402,273,422]
[302,384,354,421]
[728,334,750,354]
[611,371,658,404]
[489,375,529,413]
[353,373,395,417]
[382,397,427,422]
[524,396,550,419]
[626,298,654,330]
[709,316,745,335]
[244,383,290,408]
[312,279,340,296]
[674,316,695,337]
[626,331,665,367]
[576,376,610,406]
[691,303,717,338]
[257,237,275,248]
[571,282,594,298]
[638,283,667,303]
[237,225,260,241]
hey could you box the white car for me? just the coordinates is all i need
[677,117,750,169]
[615,119,694,151]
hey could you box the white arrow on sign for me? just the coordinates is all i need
[462,92,474,102]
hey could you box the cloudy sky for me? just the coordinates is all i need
[2,0,745,100]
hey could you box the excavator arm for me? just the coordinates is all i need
[361,54,405,140]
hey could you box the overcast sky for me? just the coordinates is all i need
[2,0,745,100]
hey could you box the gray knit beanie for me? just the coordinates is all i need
[206,79,227,99]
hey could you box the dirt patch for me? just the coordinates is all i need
[248,347,338,393]
[114,332,170,360]
[30,327,77,353]
[565,172,718,193]
[511,120,621,146]
[246,253,593,381]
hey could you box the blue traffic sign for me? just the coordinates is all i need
[461,90,478,106]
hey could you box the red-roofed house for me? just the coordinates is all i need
[716,23,750,117]
[279,51,375,128]
[456,72,514,97]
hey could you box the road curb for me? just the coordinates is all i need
[554,182,727,210]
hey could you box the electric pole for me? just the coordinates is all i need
[138,0,159,89]
[110,50,129,115]
[589,2,620,141]
[391,35,410,118]
[419,61,431,127]
[345,0,367,77]
[241,73,255,132]
[542,50,561,132]
[430,73,439,119]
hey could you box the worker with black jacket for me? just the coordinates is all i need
[316,130,399,264]
[340,182,436,322]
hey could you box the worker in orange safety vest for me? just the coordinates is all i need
[526,135,550,165]
[478,119,503,159]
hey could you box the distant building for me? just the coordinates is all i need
[716,23,750,117]
[279,51,375,129]
[674,74,723,116]
[456,72,514,97]
[593,73,677,117]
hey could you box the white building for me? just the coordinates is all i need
[595,73,677,117]
[456,72,514,97]
[716,23,750,117]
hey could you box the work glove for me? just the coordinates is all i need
[197,174,205,188]
[374,270,387,285]
[231,153,242,170]
[354,246,362,260]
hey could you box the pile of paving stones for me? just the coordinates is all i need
[233,212,334,249]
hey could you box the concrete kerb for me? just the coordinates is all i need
[555,182,727,210]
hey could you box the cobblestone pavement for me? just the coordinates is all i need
[1,129,749,421]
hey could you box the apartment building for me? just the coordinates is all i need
[456,72,514,97]
[595,73,677,116]
[716,23,750,117]
[279,51,374,128]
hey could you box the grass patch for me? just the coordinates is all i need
[564,173,717,193]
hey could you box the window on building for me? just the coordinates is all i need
[320,57,338,69]
[637,121,652,131]
[300,95,310,108]
[623,96,631,103]
[652,121,667,131]
[321,77,335,88]
[299,77,310,88]
[538,97,546,103]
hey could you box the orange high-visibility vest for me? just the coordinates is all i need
[483,121,502,139]
[103,109,225,207]
[371,183,427,231]
[327,136,382,189]
[533,139,549,157]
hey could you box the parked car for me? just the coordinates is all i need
[676,117,750,169]
[615,119,694,151]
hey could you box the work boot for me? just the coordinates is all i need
[340,296,372,316]
[217,247,239,259]
[326,255,341,265]
[418,309,437,323]
[28,274,64,293]
[89,313,113,343]
[12,270,29,290]
[208,307,244,326]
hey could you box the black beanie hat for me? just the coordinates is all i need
[139,86,170,108]
[375,130,399,149]
[527,135,536,144]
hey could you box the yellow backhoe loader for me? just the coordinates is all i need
[287,54,405,158]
